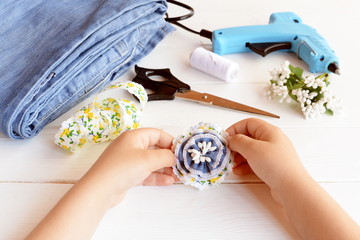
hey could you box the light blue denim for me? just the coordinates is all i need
[0,0,173,139]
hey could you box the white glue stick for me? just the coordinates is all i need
[190,47,240,83]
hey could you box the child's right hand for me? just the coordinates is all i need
[226,118,308,196]
[227,118,360,240]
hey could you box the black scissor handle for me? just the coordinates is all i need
[132,65,190,101]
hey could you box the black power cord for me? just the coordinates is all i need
[165,0,212,40]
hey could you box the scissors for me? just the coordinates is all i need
[132,65,280,118]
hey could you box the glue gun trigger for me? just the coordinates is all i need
[246,42,292,57]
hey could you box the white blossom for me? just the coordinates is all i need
[304,75,316,88]
[269,60,291,82]
[323,90,343,114]
[188,141,217,164]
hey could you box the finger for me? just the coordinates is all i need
[132,128,174,149]
[145,149,176,172]
[142,172,177,186]
[155,167,180,182]
[233,152,247,166]
[227,134,263,158]
[226,118,276,141]
[232,162,253,176]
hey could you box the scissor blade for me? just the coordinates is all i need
[175,90,280,118]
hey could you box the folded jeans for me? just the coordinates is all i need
[0,0,173,139]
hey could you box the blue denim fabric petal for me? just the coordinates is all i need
[177,133,229,178]
[0,0,173,139]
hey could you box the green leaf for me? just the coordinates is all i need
[286,79,294,90]
[289,92,298,102]
[316,73,329,81]
[325,109,334,115]
[289,64,304,79]
[270,80,277,85]
[289,64,295,72]
[287,76,298,84]
[315,93,324,102]
[292,83,306,89]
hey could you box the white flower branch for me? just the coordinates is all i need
[265,61,342,119]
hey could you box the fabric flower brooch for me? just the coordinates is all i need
[172,122,233,190]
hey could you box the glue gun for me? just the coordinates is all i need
[201,12,340,74]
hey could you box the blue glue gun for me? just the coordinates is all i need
[206,12,340,74]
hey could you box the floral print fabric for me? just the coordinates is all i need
[55,81,147,152]
[172,122,233,190]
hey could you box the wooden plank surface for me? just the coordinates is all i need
[1,183,359,240]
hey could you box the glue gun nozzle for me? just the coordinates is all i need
[328,62,341,75]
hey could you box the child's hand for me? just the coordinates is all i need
[226,118,360,240]
[27,128,177,239]
[83,128,178,206]
[226,118,307,191]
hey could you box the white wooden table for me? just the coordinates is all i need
[1,1,359,239]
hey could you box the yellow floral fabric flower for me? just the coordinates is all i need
[55,81,147,152]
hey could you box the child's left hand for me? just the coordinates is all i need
[86,128,178,206]
[27,128,177,239]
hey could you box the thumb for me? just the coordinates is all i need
[146,148,176,172]
[227,134,260,158]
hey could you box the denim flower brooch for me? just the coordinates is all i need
[172,122,233,190]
